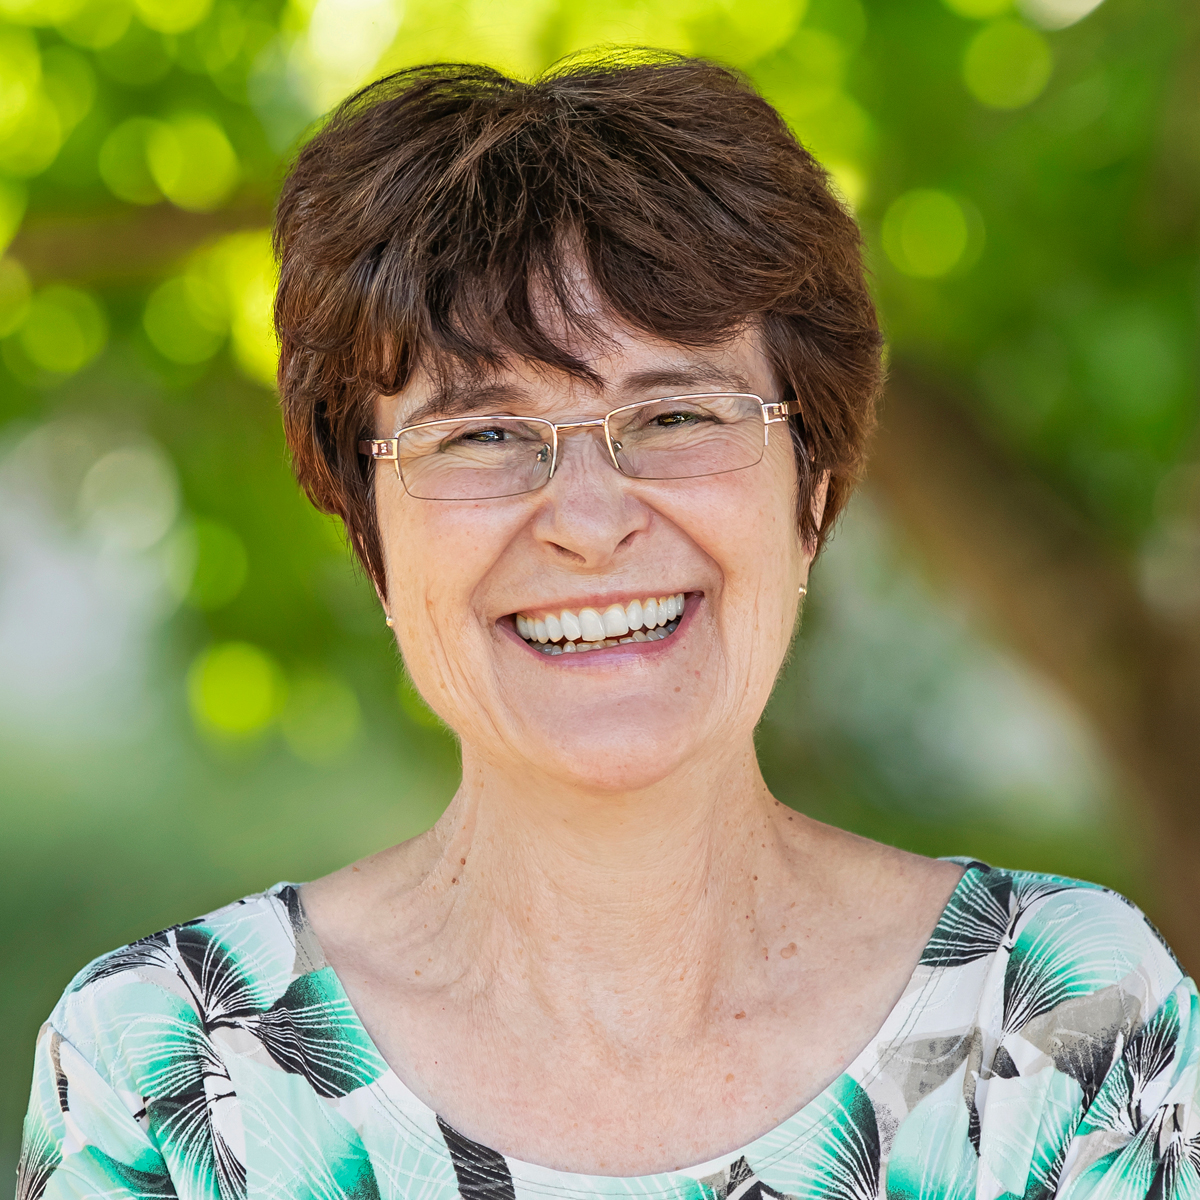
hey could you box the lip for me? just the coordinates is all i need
[501,591,702,664]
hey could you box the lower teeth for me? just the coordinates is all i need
[530,619,680,654]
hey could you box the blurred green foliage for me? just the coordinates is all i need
[0,0,1196,1176]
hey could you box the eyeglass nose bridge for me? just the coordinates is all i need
[542,416,621,481]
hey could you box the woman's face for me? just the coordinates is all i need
[375,319,815,793]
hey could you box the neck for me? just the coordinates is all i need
[391,737,819,1037]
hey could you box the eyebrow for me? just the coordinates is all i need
[396,363,758,428]
[620,365,757,396]
[402,382,527,426]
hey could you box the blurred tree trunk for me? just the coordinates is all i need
[9,200,269,284]
[871,365,1200,974]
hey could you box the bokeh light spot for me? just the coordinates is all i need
[135,0,211,35]
[58,0,133,49]
[0,25,42,141]
[143,273,227,363]
[306,0,399,98]
[788,90,874,177]
[882,189,970,278]
[79,444,180,551]
[0,92,63,177]
[41,44,96,133]
[191,5,247,74]
[146,113,239,212]
[210,230,277,388]
[685,0,809,64]
[0,0,87,20]
[769,30,844,119]
[963,19,1052,110]
[188,641,285,738]
[17,285,107,374]
[827,162,866,214]
[165,517,248,609]
[281,672,362,763]
[98,117,163,205]
[1018,0,1104,29]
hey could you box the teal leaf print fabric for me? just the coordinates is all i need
[806,1074,881,1200]
[17,867,1198,1200]
[886,1062,979,1200]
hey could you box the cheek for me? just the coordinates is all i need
[680,453,802,592]
[379,497,479,636]
[685,458,803,682]
[378,491,526,656]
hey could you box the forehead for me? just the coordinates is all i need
[381,321,777,428]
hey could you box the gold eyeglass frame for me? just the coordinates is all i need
[357,392,803,500]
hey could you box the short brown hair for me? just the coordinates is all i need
[274,52,882,596]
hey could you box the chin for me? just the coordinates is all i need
[509,707,707,794]
[536,754,692,796]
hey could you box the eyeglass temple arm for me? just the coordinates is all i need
[763,399,803,423]
[763,399,815,465]
[359,439,398,459]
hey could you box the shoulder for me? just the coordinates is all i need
[924,861,1184,1031]
[872,866,1197,1200]
[29,887,394,1197]
[46,883,316,1078]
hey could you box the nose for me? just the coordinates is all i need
[529,425,649,567]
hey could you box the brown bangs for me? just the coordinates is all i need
[274,51,882,595]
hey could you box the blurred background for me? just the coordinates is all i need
[0,0,1197,1171]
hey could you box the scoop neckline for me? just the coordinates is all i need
[280,859,981,1190]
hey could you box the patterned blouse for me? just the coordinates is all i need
[18,862,1200,1200]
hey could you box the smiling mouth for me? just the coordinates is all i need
[513,594,686,656]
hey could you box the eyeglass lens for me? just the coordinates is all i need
[607,394,766,482]
[395,394,768,501]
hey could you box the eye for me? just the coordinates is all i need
[448,425,511,447]
[653,408,715,428]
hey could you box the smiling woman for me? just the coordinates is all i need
[18,50,1200,1200]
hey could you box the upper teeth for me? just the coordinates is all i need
[516,594,686,644]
